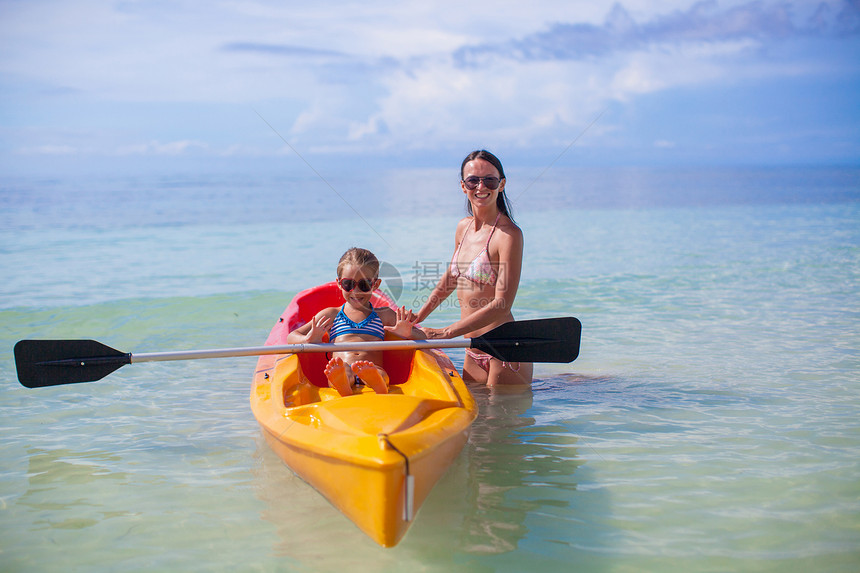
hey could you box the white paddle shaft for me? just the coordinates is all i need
[129,338,473,364]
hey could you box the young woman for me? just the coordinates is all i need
[416,150,533,387]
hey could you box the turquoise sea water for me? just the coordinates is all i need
[1,166,858,571]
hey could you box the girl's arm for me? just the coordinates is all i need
[285,309,335,343]
[381,306,427,340]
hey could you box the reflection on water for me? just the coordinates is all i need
[457,383,538,554]
[19,448,131,531]
[456,382,586,554]
[252,379,586,568]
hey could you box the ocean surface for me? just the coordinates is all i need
[1,165,858,572]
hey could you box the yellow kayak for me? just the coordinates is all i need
[250,282,477,547]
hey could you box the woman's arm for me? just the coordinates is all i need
[415,268,458,323]
[415,218,468,323]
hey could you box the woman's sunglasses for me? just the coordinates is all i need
[338,278,376,292]
[462,176,501,191]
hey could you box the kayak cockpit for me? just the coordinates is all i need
[276,341,464,409]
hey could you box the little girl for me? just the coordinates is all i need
[286,247,424,396]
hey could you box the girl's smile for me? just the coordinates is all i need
[338,264,379,309]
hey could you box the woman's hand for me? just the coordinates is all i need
[419,326,452,340]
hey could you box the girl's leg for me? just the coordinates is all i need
[351,360,390,394]
[324,356,355,396]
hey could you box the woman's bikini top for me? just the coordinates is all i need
[329,305,385,341]
[450,213,501,286]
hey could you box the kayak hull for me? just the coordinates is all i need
[250,283,477,547]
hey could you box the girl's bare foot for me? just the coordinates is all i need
[324,356,354,397]
[351,360,389,394]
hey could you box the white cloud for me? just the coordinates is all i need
[280,0,858,155]
[1,0,858,166]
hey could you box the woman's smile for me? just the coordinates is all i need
[461,158,503,206]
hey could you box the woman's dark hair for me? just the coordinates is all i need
[460,149,515,223]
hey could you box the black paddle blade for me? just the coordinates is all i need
[14,340,131,388]
[471,317,581,363]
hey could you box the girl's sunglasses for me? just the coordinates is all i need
[338,278,375,292]
[462,176,501,191]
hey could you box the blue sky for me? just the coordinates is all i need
[1,0,858,177]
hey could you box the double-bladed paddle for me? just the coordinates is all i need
[14,317,581,388]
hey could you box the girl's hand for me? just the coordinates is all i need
[307,314,332,343]
[386,306,419,339]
